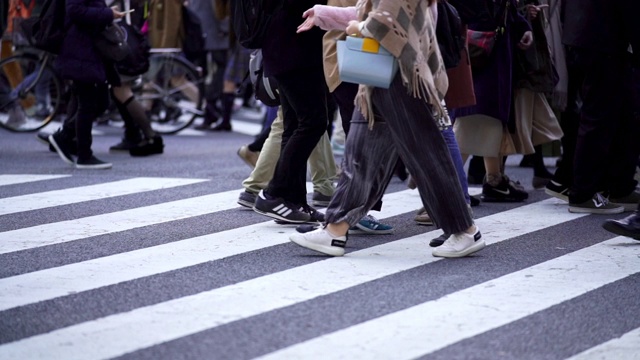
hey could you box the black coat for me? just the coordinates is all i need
[55,0,114,84]
[261,0,326,77]
[562,0,636,57]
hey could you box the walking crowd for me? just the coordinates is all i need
[1,0,639,256]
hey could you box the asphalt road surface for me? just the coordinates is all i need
[1,108,639,360]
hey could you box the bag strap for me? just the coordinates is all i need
[493,0,510,35]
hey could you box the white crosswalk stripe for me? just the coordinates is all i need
[0,175,638,360]
[0,178,206,216]
[0,174,69,187]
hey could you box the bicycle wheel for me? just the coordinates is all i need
[136,54,204,134]
[0,53,64,132]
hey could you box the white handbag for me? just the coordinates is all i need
[336,36,399,89]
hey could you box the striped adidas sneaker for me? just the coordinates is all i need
[253,190,311,223]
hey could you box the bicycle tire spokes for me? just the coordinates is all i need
[0,53,63,133]
[137,53,204,134]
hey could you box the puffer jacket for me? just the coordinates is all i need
[55,0,114,83]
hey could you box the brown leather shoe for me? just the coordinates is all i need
[414,207,433,226]
[237,145,260,168]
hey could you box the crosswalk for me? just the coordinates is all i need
[0,174,639,360]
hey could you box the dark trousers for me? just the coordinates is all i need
[267,67,329,205]
[332,82,359,136]
[569,51,640,203]
[551,48,584,187]
[61,82,110,161]
[326,74,472,234]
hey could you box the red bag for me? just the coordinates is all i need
[466,30,496,69]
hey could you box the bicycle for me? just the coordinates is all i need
[0,47,67,132]
[133,48,205,134]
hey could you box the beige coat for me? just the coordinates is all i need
[148,0,184,49]
[322,0,356,93]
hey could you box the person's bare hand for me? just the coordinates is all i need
[526,4,548,19]
[111,6,126,19]
[518,31,533,50]
[297,8,316,33]
[346,20,360,36]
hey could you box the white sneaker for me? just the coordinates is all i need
[432,228,485,258]
[289,227,346,257]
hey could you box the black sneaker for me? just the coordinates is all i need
[75,156,112,170]
[237,191,257,208]
[274,205,325,225]
[429,233,449,247]
[296,223,321,233]
[311,191,332,208]
[602,212,640,240]
[129,136,164,157]
[569,193,624,214]
[253,190,311,223]
[37,131,57,153]
[49,132,76,165]
[110,138,140,152]
[469,195,480,207]
[481,176,528,202]
[545,180,569,202]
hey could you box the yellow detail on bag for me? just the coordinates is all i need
[361,38,380,53]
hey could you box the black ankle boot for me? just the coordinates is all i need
[129,135,164,157]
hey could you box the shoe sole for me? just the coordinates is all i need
[35,135,50,146]
[237,199,256,209]
[609,201,640,212]
[253,207,310,224]
[48,135,75,166]
[415,220,434,226]
[602,222,640,240]
[311,200,330,208]
[274,219,321,225]
[289,234,345,256]
[544,188,569,202]
[429,239,446,247]
[109,148,133,153]
[75,163,112,170]
[432,240,486,258]
[481,195,528,203]
[568,206,624,214]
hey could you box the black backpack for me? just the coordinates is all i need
[231,0,283,49]
[182,5,206,61]
[436,0,465,69]
[20,0,67,54]
[248,49,280,107]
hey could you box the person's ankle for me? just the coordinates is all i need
[326,222,349,237]
[486,173,502,186]
[464,224,477,235]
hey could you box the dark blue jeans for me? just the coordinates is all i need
[442,126,471,204]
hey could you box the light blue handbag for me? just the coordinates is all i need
[336,36,399,89]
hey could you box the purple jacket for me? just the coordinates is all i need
[54,0,114,84]
[455,0,530,128]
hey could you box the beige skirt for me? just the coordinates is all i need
[454,89,564,157]
[511,88,564,155]
[454,115,507,157]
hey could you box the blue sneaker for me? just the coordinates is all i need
[331,138,345,156]
[349,215,394,235]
